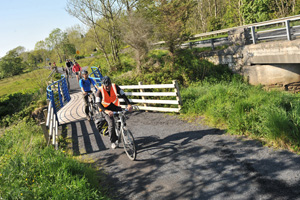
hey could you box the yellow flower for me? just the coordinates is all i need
[32,180,35,183]
[26,178,27,181]
[0,173,2,176]
[21,193,23,196]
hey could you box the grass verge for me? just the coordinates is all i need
[0,120,111,200]
[180,78,300,153]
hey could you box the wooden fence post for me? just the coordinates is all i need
[173,80,182,110]
[139,81,147,110]
[40,122,49,145]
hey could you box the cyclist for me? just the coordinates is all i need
[52,62,58,73]
[72,61,82,83]
[95,76,133,149]
[65,59,72,78]
[79,70,100,121]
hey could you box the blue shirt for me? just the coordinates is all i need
[79,78,96,92]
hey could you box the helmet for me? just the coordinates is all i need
[82,70,88,75]
[101,76,111,86]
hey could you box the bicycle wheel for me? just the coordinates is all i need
[121,127,136,161]
[88,98,94,120]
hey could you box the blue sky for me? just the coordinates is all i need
[0,0,81,58]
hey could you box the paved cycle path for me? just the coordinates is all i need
[59,68,300,200]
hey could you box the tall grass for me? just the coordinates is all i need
[181,77,300,150]
[0,120,110,199]
[0,68,49,96]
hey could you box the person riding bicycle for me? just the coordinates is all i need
[79,70,100,121]
[96,76,133,149]
[72,61,82,83]
[65,59,72,78]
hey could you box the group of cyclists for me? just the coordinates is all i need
[64,59,133,150]
[65,59,83,83]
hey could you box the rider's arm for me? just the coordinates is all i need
[79,80,87,95]
[116,85,132,111]
[116,85,130,104]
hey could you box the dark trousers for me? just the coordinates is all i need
[101,106,122,143]
[82,94,90,116]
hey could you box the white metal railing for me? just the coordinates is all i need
[119,80,182,113]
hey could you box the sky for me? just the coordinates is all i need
[0,0,81,58]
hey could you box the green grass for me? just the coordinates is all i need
[0,68,50,96]
[0,120,111,200]
[180,79,300,151]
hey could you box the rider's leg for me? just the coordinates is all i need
[83,94,89,120]
[103,113,118,143]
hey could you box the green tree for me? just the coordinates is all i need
[0,47,27,78]
[241,0,272,24]
[153,0,195,55]
[66,0,125,70]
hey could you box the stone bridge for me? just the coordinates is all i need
[197,22,300,86]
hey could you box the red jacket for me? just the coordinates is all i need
[72,63,82,72]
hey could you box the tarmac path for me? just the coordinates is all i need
[58,67,300,200]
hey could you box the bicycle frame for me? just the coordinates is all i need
[113,110,136,160]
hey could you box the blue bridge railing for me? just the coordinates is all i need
[46,74,71,124]
[89,66,103,87]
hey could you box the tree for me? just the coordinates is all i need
[45,28,76,62]
[121,12,153,73]
[45,28,65,62]
[241,0,272,24]
[153,0,195,55]
[34,40,49,65]
[0,47,27,78]
[66,0,125,70]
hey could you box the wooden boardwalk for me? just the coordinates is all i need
[55,71,109,156]
[57,91,86,124]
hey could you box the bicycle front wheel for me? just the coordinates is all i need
[121,127,136,161]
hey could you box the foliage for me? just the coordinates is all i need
[45,28,76,62]
[0,121,111,200]
[114,49,232,87]
[241,0,272,24]
[181,77,300,149]
[151,0,195,54]
[0,47,27,79]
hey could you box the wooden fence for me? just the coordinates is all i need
[119,80,182,113]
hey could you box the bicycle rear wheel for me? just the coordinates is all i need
[88,98,94,120]
[121,127,136,161]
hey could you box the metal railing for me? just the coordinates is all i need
[154,15,300,49]
[44,74,70,149]
[89,66,103,87]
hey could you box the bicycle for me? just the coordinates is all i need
[113,109,137,161]
[87,92,98,121]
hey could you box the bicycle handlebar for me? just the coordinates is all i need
[113,109,128,115]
